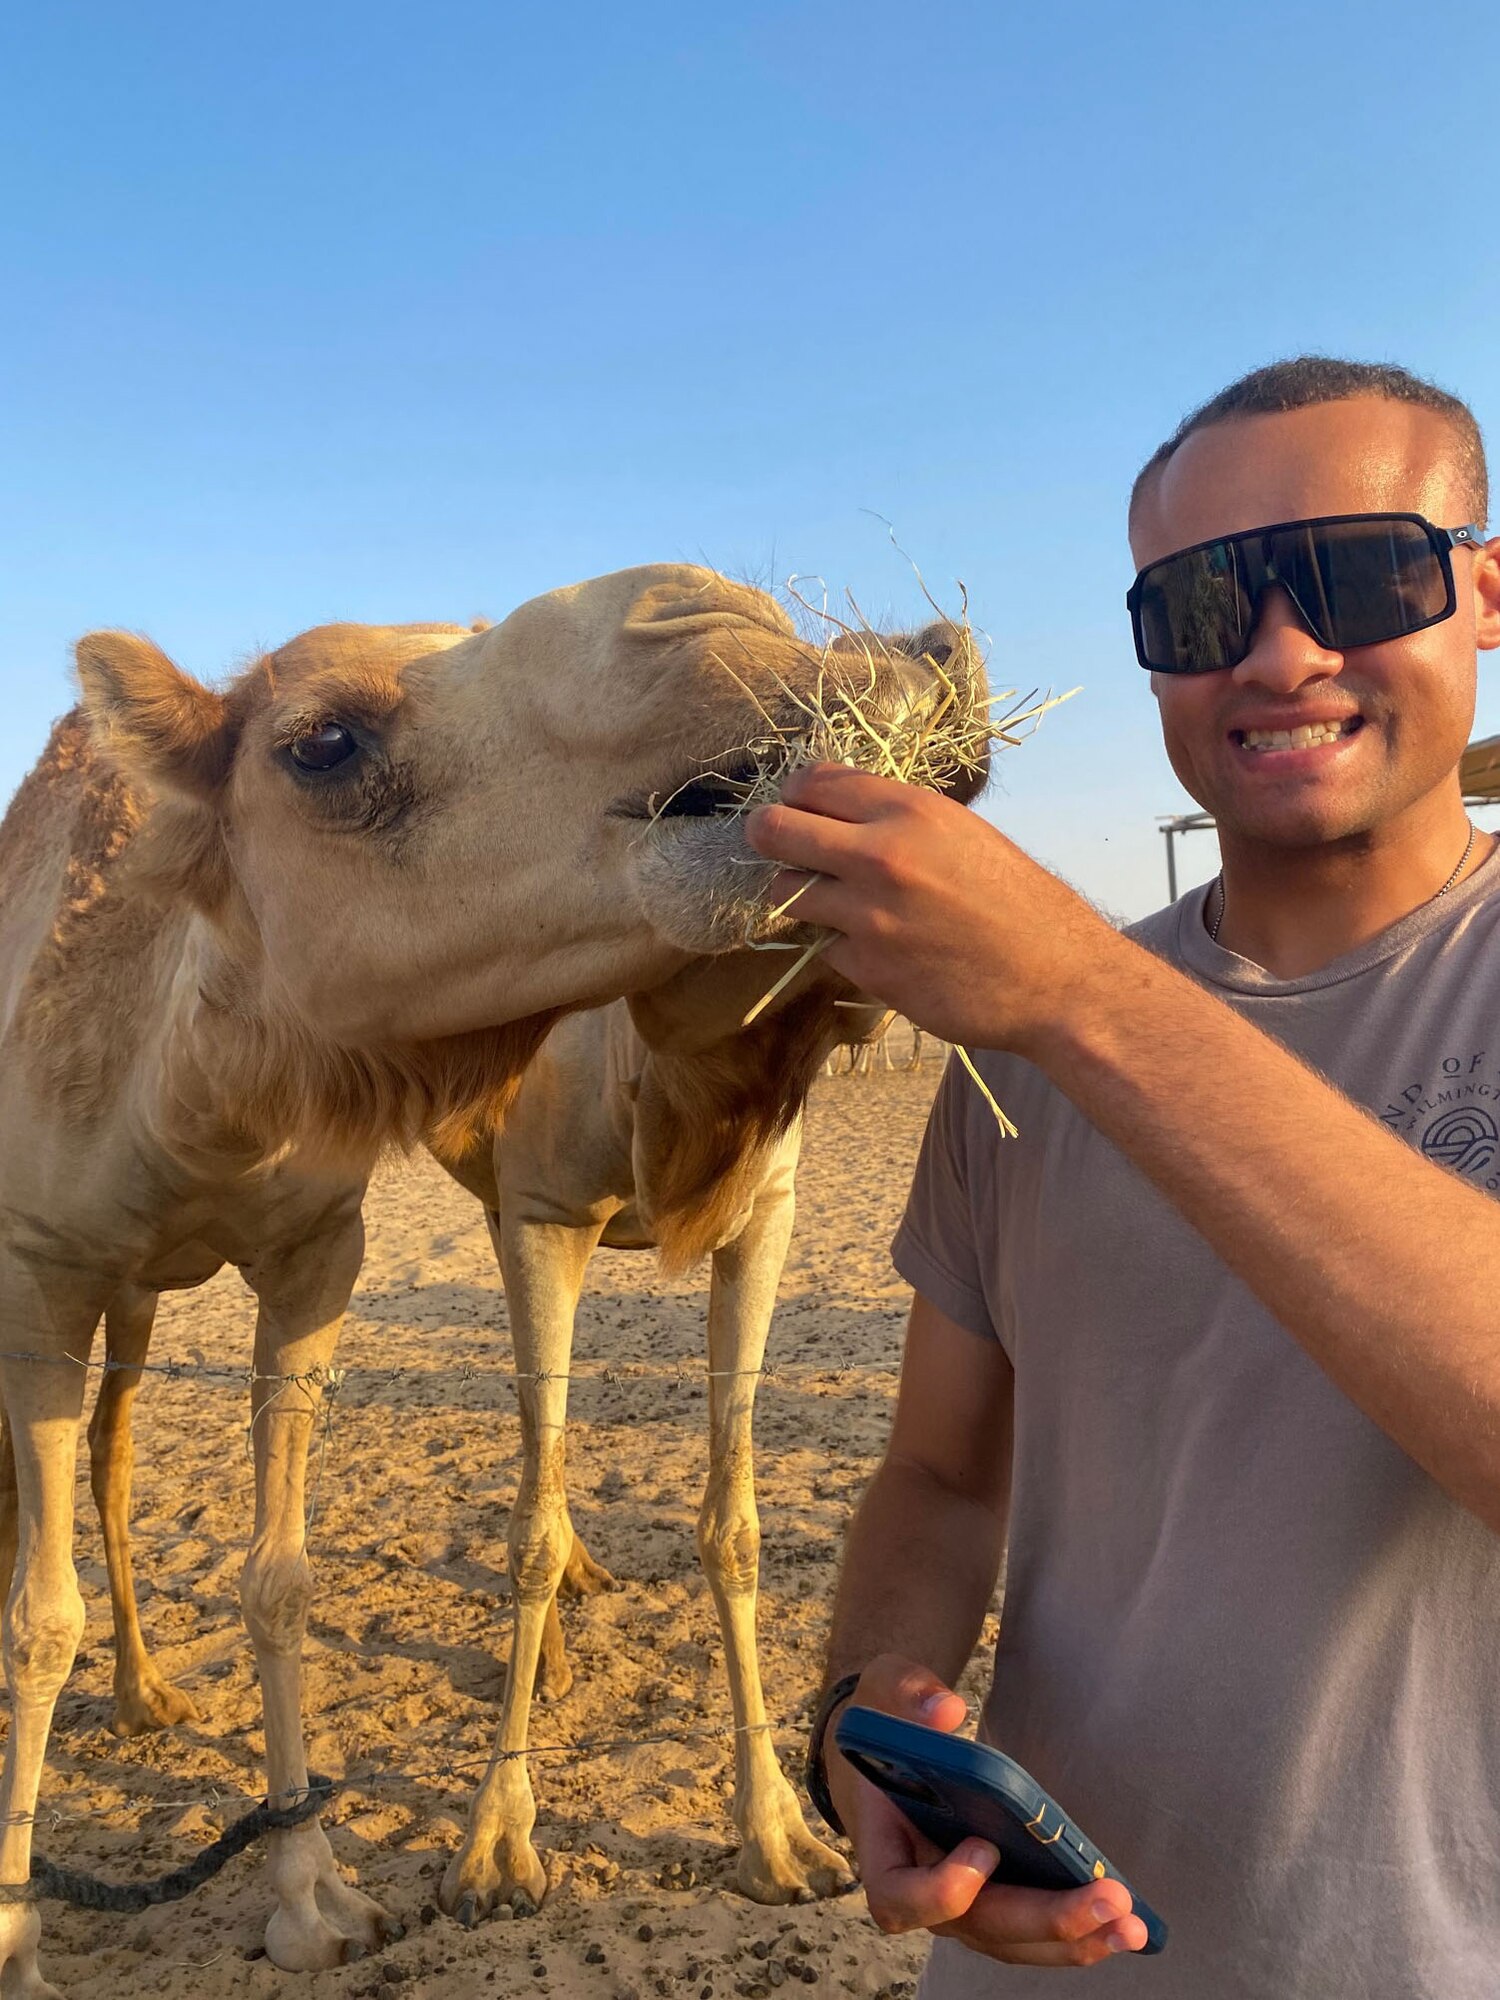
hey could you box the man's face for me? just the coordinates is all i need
[1130,397,1492,849]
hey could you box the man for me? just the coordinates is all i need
[746,359,1500,1997]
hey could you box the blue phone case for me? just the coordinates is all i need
[834,1706,1168,1955]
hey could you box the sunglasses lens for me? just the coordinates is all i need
[1277,517,1447,648]
[1136,542,1250,672]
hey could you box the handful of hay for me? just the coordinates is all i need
[649,569,1075,1136]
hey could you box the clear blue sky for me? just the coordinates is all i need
[4,0,1497,918]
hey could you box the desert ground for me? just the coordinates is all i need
[19,1038,1003,1999]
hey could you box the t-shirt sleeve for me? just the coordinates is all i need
[891,1057,998,1341]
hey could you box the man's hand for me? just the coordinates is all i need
[746,767,1118,1052]
[826,1654,1148,1968]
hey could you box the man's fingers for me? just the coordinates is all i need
[776,762,913,820]
[747,799,870,878]
[932,1879,1149,1966]
[863,1839,1000,1935]
[931,1919,1146,1969]
[865,1850,1147,1964]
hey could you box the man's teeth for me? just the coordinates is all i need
[1241,721,1355,751]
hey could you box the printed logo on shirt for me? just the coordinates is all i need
[1420,1105,1500,1176]
[1381,1052,1500,1189]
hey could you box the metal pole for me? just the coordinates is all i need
[1163,825,1178,902]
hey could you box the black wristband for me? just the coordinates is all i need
[804,1671,864,1835]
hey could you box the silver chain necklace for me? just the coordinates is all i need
[1209,822,1478,945]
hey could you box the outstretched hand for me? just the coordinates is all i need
[746,767,1118,1054]
[824,1654,1148,1968]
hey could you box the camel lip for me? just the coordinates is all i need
[938,753,990,806]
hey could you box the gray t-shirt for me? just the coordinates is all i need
[892,854,1500,1999]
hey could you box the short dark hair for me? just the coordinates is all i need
[1131,356,1489,527]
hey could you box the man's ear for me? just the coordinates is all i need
[1473,537,1500,654]
[75,632,234,800]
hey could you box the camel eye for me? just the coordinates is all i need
[290,723,358,771]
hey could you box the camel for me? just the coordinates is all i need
[824,1015,941,1076]
[0,567,975,1995]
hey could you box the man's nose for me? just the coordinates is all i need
[1230,585,1344,693]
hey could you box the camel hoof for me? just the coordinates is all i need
[735,1818,857,1905]
[0,1903,67,1997]
[536,1656,574,1704]
[559,1537,618,1598]
[265,1908,391,1973]
[265,1830,402,1971]
[440,1839,548,1926]
[109,1675,201,1739]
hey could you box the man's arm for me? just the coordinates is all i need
[749,771,1500,1535]
[817,1292,1147,1966]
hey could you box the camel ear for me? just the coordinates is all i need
[75,632,233,801]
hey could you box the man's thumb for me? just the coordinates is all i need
[858,1653,968,1733]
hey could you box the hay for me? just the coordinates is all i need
[647,569,1075,1133]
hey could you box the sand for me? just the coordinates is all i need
[19,1049,1003,1999]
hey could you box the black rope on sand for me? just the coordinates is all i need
[0,1775,335,1911]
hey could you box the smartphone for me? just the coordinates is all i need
[833,1706,1168,1955]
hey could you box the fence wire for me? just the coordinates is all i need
[0,1339,900,1848]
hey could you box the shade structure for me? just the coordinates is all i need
[1461,735,1500,804]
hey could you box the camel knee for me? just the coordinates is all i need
[240,1542,313,1658]
[508,1493,571,1605]
[5,1574,86,1704]
[698,1474,761,1598]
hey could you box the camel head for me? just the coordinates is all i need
[625,611,989,965]
[74,567,986,1050]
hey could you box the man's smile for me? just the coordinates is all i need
[1229,714,1366,756]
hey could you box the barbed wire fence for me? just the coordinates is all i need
[0,1337,905,1886]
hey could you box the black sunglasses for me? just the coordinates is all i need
[1127,512,1487,675]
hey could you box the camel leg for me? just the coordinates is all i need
[482,1206,612,1703]
[442,1214,601,1924]
[240,1203,401,1972]
[699,1171,854,1904]
[537,1525,620,1702]
[0,1301,104,1999]
[86,1285,202,1738]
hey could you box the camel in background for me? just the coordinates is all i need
[432,966,878,1921]
[824,1015,943,1075]
[0,566,937,1992]
[425,623,988,1924]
